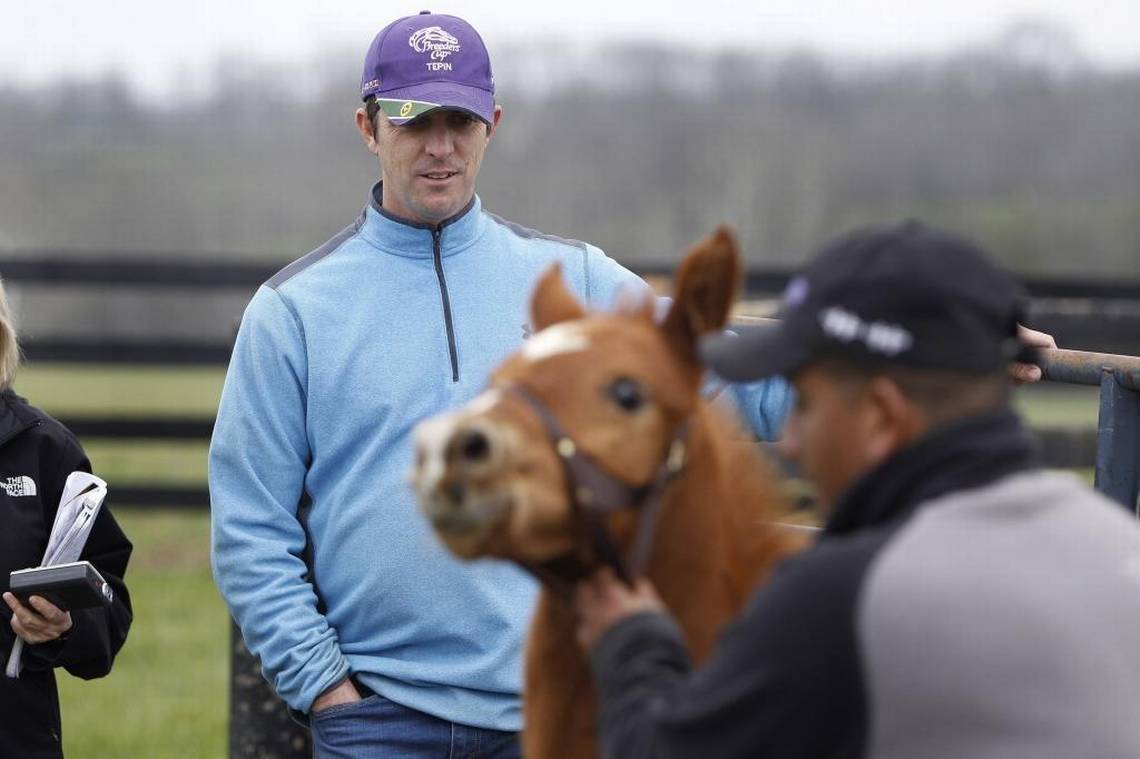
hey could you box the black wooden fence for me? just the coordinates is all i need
[3,252,1136,509]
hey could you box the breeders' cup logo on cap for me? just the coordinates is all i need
[409,26,461,71]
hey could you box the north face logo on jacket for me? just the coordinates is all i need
[1,475,37,497]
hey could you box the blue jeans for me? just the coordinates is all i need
[310,692,521,759]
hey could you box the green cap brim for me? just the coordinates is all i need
[375,98,444,124]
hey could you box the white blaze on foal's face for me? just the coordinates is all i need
[522,323,591,363]
[412,413,459,496]
[464,388,504,417]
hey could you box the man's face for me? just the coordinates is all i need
[779,365,887,510]
[365,106,501,226]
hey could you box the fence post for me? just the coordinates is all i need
[229,621,311,758]
[1094,368,1140,515]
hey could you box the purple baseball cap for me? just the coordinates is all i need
[360,11,495,126]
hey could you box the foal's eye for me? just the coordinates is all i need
[608,377,646,412]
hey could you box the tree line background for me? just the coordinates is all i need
[1,22,1137,341]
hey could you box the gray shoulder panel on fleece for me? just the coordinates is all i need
[858,470,1140,759]
[483,212,593,304]
[265,213,364,290]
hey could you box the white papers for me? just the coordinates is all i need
[5,472,108,678]
[42,473,108,566]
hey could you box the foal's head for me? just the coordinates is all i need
[411,228,742,570]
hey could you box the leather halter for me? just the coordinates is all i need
[504,383,689,598]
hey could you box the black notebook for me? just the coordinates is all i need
[8,561,113,611]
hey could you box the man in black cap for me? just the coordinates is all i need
[574,221,1140,758]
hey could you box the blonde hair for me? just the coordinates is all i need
[0,280,21,389]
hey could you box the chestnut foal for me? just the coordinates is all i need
[412,228,802,758]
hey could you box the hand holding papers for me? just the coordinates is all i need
[5,472,108,678]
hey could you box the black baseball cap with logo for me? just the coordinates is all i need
[700,221,1038,381]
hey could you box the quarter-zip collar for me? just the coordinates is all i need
[357,182,470,382]
[358,182,485,259]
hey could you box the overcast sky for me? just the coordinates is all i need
[4,0,1137,99]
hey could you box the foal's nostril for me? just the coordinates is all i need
[447,482,466,505]
[456,428,492,463]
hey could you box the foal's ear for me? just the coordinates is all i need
[662,226,742,361]
[531,263,587,331]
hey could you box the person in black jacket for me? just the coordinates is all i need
[573,222,1140,759]
[0,282,133,759]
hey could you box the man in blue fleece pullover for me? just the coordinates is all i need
[209,11,790,758]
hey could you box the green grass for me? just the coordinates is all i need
[15,364,225,418]
[1013,384,1100,429]
[83,440,209,485]
[57,509,228,758]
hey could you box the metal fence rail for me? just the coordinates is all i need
[1040,349,1140,512]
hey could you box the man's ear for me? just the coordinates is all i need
[861,376,927,464]
[531,264,586,331]
[486,105,503,142]
[356,108,379,155]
